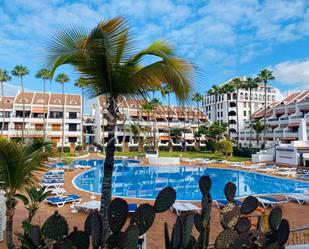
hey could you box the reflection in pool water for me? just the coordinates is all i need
[72,160,309,201]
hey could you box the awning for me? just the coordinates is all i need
[160,136,170,140]
[32,108,47,113]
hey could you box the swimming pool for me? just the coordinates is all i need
[72,160,309,201]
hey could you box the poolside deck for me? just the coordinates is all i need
[1,155,309,248]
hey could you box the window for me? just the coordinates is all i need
[68,137,77,143]
[54,99,61,104]
[69,100,77,105]
[5,99,12,103]
[233,93,237,99]
[208,113,211,119]
[52,124,61,131]
[209,106,211,111]
[245,93,248,100]
[68,124,77,131]
[228,94,231,100]
[221,111,223,117]
[244,111,246,116]
[49,112,63,119]
[69,112,77,119]
[244,102,246,108]
[217,112,220,118]
[35,124,43,131]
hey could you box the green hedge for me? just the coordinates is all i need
[57,146,70,153]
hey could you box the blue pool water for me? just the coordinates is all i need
[72,160,309,201]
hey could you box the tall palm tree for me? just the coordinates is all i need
[11,65,29,143]
[257,69,275,150]
[192,92,203,150]
[242,77,259,151]
[141,101,154,148]
[0,69,12,136]
[45,18,195,242]
[207,85,221,122]
[150,98,161,149]
[252,121,265,146]
[230,78,244,149]
[75,77,88,147]
[55,73,70,153]
[163,85,174,151]
[35,69,51,140]
[0,139,47,248]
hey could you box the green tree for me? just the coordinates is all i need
[230,78,245,149]
[45,17,195,241]
[257,69,275,149]
[252,121,265,146]
[207,85,221,122]
[75,77,88,147]
[170,127,183,143]
[129,123,147,152]
[198,121,227,142]
[0,69,12,136]
[192,92,203,150]
[35,68,51,140]
[55,73,70,153]
[242,77,259,151]
[218,139,233,158]
[11,65,29,143]
[0,139,47,248]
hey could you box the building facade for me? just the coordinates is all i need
[203,78,278,140]
[241,90,309,148]
[93,96,208,150]
[0,91,82,146]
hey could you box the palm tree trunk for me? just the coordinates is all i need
[197,101,200,151]
[236,89,240,149]
[43,79,46,141]
[81,87,84,147]
[168,94,171,152]
[226,93,230,137]
[1,81,4,136]
[249,88,252,151]
[6,197,17,249]
[214,95,217,122]
[21,76,25,143]
[263,81,267,149]
[153,113,156,150]
[61,83,64,153]
[100,96,117,243]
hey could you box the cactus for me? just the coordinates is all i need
[214,229,237,249]
[90,211,102,248]
[199,175,211,195]
[122,225,140,249]
[130,203,156,236]
[181,215,194,248]
[240,195,258,214]
[268,206,282,233]
[41,211,69,241]
[154,186,176,213]
[84,212,93,235]
[220,203,240,229]
[224,182,236,202]
[68,227,90,249]
[235,217,251,234]
[108,198,128,233]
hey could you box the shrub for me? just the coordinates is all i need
[218,140,233,157]
[233,147,260,157]
[57,146,70,153]
[75,145,84,152]
[205,140,218,152]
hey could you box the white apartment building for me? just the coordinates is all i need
[241,90,309,148]
[0,91,82,146]
[93,96,208,150]
[203,78,279,140]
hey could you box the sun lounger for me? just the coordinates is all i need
[256,166,278,173]
[75,200,100,212]
[285,194,309,205]
[214,199,243,208]
[75,164,92,169]
[47,194,82,208]
[40,182,64,189]
[41,178,64,184]
[171,202,200,215]
[257,196,288,208]
[298,174,309,180]
[242,164,263,170]
[230,162,244,168]
[50,188,66,197]
[276,169,297,177]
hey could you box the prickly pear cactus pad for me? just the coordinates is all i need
[268,206,283,232]
[122,225,139,249]
[235,217,251,234]
[240,196,258,214]
[41,211,69,241]
[214,229,237,249]
[224,182,236,202]
[108,198,128,233]
[154,186,176,213]
[229,232,255,249]
[68,227,90,249]
[220,202,240,229]
[199,175,211,195]
[130,203,155,236]
[249,230,266,247]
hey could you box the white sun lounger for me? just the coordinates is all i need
[257,196,288,208]
[230,162,244,168]
[75,164,92,169]
[257,167,278,173]
[50,188,66,197]
[171,202,200,215]
[47,194,82,208]
[277,169,297,177]
[285,194,309,205]
[242,164,263,170]
[75,200,100,212]
[40,182,64,190]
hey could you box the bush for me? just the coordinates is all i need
[218,140,233,157]
[233,147,260,157]
[159,146,169,151]
[116,146,123,152]
[205,140,218,153]
[57,146,70,153]
[75,145,84,152]
[129,146,138,152]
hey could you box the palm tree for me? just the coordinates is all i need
[163,85,174,151]
[45,18,195,242]
[0,139,47,248]
[252,121,265,146]
[242,77,259,151]
[257,69,275,150]
[150,98,161,149]
[129,123,146,152]
[11,65,29,143]
[75,77,88,148]
[230,78,244,149]
[35,69,51,140]
[220,83,234,136]
[141,101,154,148]
[192,92,203,150]
[0,69,12,136]
[207,85,221,122]
[55,73,70,153]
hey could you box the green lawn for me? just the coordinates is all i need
[114,151,250,162]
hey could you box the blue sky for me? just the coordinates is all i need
[1,0,309,111]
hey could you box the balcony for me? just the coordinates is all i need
[284,131,298,139]
[289,115,303,125]
[267,117,279,126]
[279,116,289,125]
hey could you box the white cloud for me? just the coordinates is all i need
[272,59,309,88]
